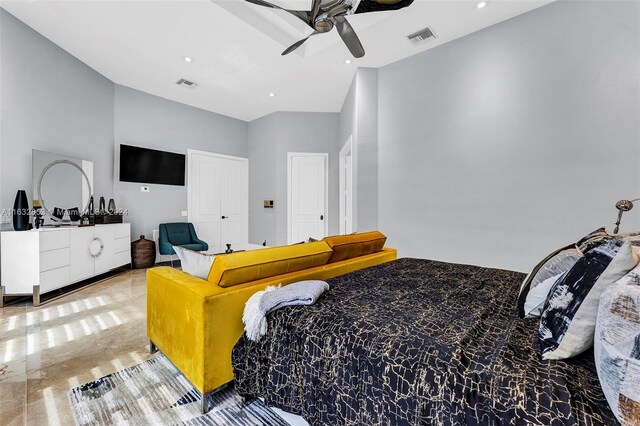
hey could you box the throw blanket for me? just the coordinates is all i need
[242,280,329,341]
[233,258,617,425]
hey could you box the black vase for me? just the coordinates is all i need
[12,190,30,231]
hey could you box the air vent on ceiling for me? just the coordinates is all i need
[407,27,436,46]
[176,78,198,89]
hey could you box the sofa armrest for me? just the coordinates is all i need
[146,267,225,392]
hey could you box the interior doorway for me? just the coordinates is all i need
[287,152,328,244]
[187,150,248,253]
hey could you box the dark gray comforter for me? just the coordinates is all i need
[232,258,617,425]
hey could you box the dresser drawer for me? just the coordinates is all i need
[40,266,70,292]
[40,230,70,252]
[40,248,70,272]
[114,250,131,267]
[114,237,130,254]
[114,224,130,240]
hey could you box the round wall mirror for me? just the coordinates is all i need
[38,160,92,220]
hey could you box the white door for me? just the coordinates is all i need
[188,150,248,253]
[219,158,249,251]
[288,153,328,244]
[189,152,221,252]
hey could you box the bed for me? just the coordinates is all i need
[232,258,617,425]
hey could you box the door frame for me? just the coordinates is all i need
[287,152,329,244]
[186,149,248,239]
[339,136,356,235]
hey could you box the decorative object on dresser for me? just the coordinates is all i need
[613,198,640,234]
[0,223,131,307]
[107,198,116,214]
[12,190,30,231]
[33,199,44,229]
[132,235,156,269]
[94,212,124,224]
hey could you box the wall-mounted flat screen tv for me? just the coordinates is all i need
[119,144,186,186]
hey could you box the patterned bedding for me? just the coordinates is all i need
[232,258,617,425]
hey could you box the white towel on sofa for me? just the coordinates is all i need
[242,280,329,342]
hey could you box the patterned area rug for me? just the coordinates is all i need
[68,354,288,425]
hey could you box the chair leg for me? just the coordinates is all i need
[170,255,174,268]
[149,340,158,354]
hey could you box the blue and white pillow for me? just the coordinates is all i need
[594,266,640,425]
[539,239,639,360]
[517,246,582,318]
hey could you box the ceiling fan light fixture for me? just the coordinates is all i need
[345,59,352,64]
[269,92,276,97]
[183,56,193,62]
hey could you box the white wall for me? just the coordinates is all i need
[113,85,248,239]
[248,112,340,246]
[338,68,379,233]
[378,0,640,272]
[0,8,114,228]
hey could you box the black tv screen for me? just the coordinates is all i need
[119,144,185,186]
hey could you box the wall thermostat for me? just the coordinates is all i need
[264,200,274,208]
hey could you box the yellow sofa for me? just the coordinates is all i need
[147,236,396,413]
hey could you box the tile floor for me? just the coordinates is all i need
[0,269,153,425]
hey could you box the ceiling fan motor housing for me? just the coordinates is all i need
[314,17,334,32]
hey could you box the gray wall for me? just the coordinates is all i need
[378,0,640,272]
[248,112,340,246]
[338,68,379,233]
[0,8,114,229]
[113,85,248,239]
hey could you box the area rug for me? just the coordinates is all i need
[68,354,288,426]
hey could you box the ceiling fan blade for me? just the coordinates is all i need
[244,0,284,10]
[281,32,319,55]
[334,16,365,58]
[244,0,312,27]
[353,0,414,14]
[310,0,322,22]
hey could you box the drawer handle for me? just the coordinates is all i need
[89,237,104,258]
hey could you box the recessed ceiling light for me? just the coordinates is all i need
[345,59,352,65]
[184,57,192,62]
[269,93,275,97]
[477,1,487,9]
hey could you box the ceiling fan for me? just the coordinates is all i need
[244,0,414,57]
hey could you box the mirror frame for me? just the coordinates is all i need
[37,159,93,218]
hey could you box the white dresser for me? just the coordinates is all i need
[1,223,131,306]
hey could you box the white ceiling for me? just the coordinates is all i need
[0,0,554,121]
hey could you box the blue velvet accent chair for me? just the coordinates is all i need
[158,223,208,264]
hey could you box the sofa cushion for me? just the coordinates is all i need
[207,241,333,288]
[323,231,387,263]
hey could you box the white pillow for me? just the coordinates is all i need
[523,272,563,318]
[594,266,640,425]
[173,246,215,279]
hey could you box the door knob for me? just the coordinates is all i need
[221,216,227,219]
